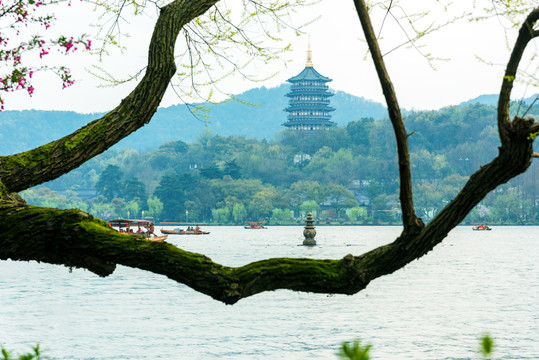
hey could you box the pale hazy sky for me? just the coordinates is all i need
[4,1,537,113]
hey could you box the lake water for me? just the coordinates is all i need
[1,226,537,359]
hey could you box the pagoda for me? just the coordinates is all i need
[283,40,335,130]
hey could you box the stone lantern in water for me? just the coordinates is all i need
[303,211,317,246]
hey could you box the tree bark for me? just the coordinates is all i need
[0,3,537,305]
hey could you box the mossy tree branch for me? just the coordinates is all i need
[0,3,537,305]
[0,201,378,304]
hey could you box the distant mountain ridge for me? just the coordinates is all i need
[460,93,538,107]
[2,86,533,155]
[0,84,387,154]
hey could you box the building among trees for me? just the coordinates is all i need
[283,40,336,130]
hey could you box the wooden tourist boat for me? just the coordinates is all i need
[109,219,168,242]
[160,222,210,235]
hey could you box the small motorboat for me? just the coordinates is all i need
[472,224,492,231]
[161,228,210,235]
[160,223,210,235]
[161,228,183,235]
[244,223,267,229]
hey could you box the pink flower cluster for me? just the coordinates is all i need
[0,0,92,110]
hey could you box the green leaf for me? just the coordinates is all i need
[480,334,494,357]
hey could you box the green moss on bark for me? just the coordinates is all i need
[64,122,110,152]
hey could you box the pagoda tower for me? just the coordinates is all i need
[283,40,335,130]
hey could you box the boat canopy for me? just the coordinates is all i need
[160,222,208,225]
[109,219,153,228]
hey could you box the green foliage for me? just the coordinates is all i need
[146,196,164,219]
[213,207,230,224]
[480,334,494,358]
[489,188,532,224]
[347,206,368,222]
[0,334,501,359]
[271,208,292,223]
[1,344,45,360]
[122,178,148,205]
[337,335,497,359]
[300,200,320,215]
[338,339,372,360]
[232,202,247,223]
[95,164,123,200]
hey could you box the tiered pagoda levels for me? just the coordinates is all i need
[283,45,335,130]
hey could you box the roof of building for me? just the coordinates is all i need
[287,66,332,83]
[283,119,336,127]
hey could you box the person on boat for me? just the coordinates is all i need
[195,225,200,233]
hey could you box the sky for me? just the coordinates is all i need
[4,1,538,113]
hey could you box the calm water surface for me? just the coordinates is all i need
[1,226,537,359]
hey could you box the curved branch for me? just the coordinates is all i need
[0,0,220,193]
[353,0,421,235]
[498,8,539,144]
[0,2,537,308]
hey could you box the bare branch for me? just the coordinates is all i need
[353,0,422,235]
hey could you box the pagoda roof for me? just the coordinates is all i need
[283,119,336,127]
[287,66,332,83]
[285,91,334,98]
[285,105,336,112]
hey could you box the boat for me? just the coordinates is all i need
[109,219,168,242]
[160,222,210,235]
[161,228,210,235]
[161,228,184,235]
[244,223,267,229]
[472,224,492,231]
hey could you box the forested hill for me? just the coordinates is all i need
[0,84,387,155]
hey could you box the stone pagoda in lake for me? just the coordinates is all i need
[283,39,336,130]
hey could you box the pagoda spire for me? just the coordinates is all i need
[305,36,313,67]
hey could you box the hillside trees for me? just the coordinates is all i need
[95,165,124,200]
[0,1,538,305]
